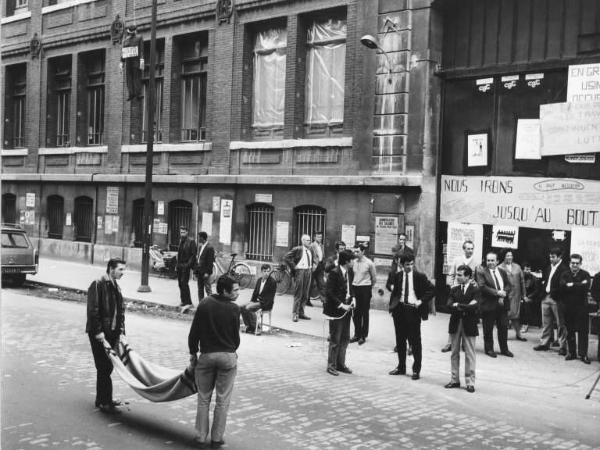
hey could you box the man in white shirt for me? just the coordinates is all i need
[308,231,325,306]
[350,244,377,345]
[284,234,313,322]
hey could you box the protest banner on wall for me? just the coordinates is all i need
[570,227,600,276]
[539,102,600,156]
[440,175,600,230]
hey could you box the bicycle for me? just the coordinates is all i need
[212,253,254,289]
[270,263,293,295]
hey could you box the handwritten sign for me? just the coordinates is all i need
[515,119,541,160]
[440,175,600,230]
[121,46,139,59]
[26,193,36,208]
[540,102,600,156]
[571,227,600,276]
[106,187,119,214]
[567,63,600,103]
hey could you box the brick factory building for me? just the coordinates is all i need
[2,0,440,280]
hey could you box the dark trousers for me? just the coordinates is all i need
[481,307,509,353]
[197,273,212,301]
[125,62,142,100]
[565,306,589,357]
[292,269,311,316]
[178,267,192,305]
[520,300,541,327]
[88,334,118,406]
[392,305,422,374]
[352,285,372,339]
[328,313,351,370]
[240,302,262,331]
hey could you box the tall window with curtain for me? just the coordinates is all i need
[304,17,347,135]
[86,56,105,146]
[180,36,208,142]
[252,27,287,135]
[12,71,26,148]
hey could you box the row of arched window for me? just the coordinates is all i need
[1,193,326,261]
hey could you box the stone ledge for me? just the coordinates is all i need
[230,137,352,150]
[121,142,213,153]
[1,11,31,24]
[39,146,108,155]
[1,149,28,156]
[41,0,96,15]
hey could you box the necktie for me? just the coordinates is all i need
[305,248,311,267]
[404,273,409,303]
[492,270,500,290]
[344,271,349,298]
[462,284,466,295]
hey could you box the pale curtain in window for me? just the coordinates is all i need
[305,19,347,125]
[253,28,287,127]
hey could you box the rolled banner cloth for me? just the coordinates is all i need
[107,342,197,402]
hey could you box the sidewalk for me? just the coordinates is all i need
[30,257,400,347]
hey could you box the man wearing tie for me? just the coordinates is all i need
[388,254,434,380]
[240,264,277,334]
[323,250,357,376]
[284,234,313,322]
[445,265,481,393]
[194,231,215,303]
[475,251,513,358]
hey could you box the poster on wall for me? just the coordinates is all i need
[105,216,113,235]
[26,193,35,208]
[66,213,72,226]
[212,196,221,212]
[515,119,541,160]
[106,187,119,214]
[570,227,600,276]
[374,216,398,255]
[404,224,415,249]
[540,101,600,156]
[157,201,165,215]
[446,222,483,276]
[466,133,488,167]
[219,199,233,245]
[567,63,600,103]
[491,225,519,248]
[440,175,600,230]
[201,212,213,236]
[275,221,289,247]
[341,224,356,247]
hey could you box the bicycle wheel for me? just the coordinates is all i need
[272,268,291,295]
[230,263,253,289]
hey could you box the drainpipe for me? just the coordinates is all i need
[92,173,98,265]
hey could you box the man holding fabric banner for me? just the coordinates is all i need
[188,275,241,449]
[85,258,127,415]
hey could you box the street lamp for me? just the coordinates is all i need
[360,34,393,82]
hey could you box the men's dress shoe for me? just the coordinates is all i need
[441,344,452,353]
[349,336,360,343]
[565,354,577,361]
[358,338,366,346]
[466,385,475,393]
[292,314,298,322]
[516,336,527,342]
[500,350,514,357]
[411,373,420,380]
[245,328,256,334]
[551,341,560,347]
[580,356,591,364]
[299,315,311,320]
[444,382,461,389]
[327,367,339,376]
[389,367,406,375]
[95,399,121,408]
[485,350,497,358]
[558,348,567,356]
[533,345,549,351]
[337,366,352,374]
[210,440,225,449]
[181,305,192,313]
[98,404,121,415]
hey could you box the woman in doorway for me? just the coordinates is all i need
[500,250,527,341]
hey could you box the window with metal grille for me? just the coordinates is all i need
[74,196,94,242]
[131,198,155,248]
[142,41,164,143]
[168,200,192,249]
[47,195,64,239]
[2,193,17,225]
[293,205,326,246]
[179,34,208,142]
[246,203,274,261]
[86,58,105,146]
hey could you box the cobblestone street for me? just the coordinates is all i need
[2,290,600,450]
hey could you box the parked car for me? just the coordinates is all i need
[1,224,38,287]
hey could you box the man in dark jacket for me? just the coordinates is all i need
[385,233,415,292]
[240,264,277,334]
[475,251,513,358]
[445,265,480,393]
[177,226,197,311]
[86,258,126,414]
[195,231,215,302]
[534,247,569,354]
[188,275,240,449]
[323,250,357,376]
[559,254,592,364]
[388,254,434,380]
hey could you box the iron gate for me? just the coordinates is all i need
[246,203,274,261]
[168,200,192,249]
[47,195,64,239]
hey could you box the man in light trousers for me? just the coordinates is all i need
[188,275,240,449]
